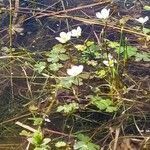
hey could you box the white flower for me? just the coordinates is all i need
[96,8,110,19]
[71,26,82,38]
[103,54,117,67]
[67,65,83,77]
[44,118,51,122]
[55,32,71,43]
[135,16,149,24]
[108,53,113,60]
[103,60,109,66]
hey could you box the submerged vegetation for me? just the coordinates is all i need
[0,0,150,149]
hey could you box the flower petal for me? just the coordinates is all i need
[67,65,83,76]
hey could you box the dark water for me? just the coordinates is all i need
[0,0,149,50]
[0,0,149,147]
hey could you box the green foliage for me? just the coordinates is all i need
[20,130,32,137]
[57,102,79,114]
[116,45,138,58]
[46,44,69,63]
[96,69,107,78]
[48,63,63,71]
[91,96,118,113]
[29,130,43,145]
[143,28,150,34]
[74,134,100,150]
[27,130,51,150]
[135,52,150,61]
[108,41,120,48]
[58,76,83,89]
[34,62,46,73]
[108,40,150,62]
[55,141,67,148]
[28,117,43,126]
[76,41,101,63]
[143,5,150,10]
[45,44,69,72]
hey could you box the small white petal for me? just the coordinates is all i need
[136,16,149,24]
[71,26,82,38]
[96,12,103,19]
[96,8,110,19]
[67,65,83,76]
[44,118,51,122]
[55,31,71,43]
[101,8,110,19]
[103,60,109,66]
[108,54,113,60]
[145,16,149,22]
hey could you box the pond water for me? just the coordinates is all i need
[0,0,150,149]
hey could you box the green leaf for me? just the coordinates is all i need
[34,62,46,73]
[77,134,91,142]
[57,102,79,114]
[59,53,69,61]
[91,96,117,112]
[33,118,43,126]
[106,106,118,113]
[115,46,125,54]
[108,41,120,48]
[86,41,94,47]
[116,46,138,58]
[55,141,66,148]
[143,28,150,34]
[74,134,100,150]
[73,77,83,86]
[87,142,100,150]
[127,46,138,57]
[58,77,74,88]
[75,44,87,51]
[28,117,43,126]
[74,141,88,150]
[47,54,59,63]
[52,44,66,53]
[135,52,150,62]
[48,63,63,71]
[42,138,51,145]
[96,69,107,78]
[20,130,32,137]
[31,130,43,145]
[143,5,150,10]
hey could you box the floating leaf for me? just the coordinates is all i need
[59,53,69,61]
[57,102,79,114]
[75,44,87,51]
[143,28,150,34]
[143,5,150,10]
[108,41,120,48]
[86,41,94,47]
[48,63,63,71]
[47,53,59,63]
[42,138,51,145]
[34,62,46,73]
[91,96,117,112]
[135,52,150,62]
[96,69,107,78]
[58,77,74,88]
[116,46,138,58]
[74,134,100,150]
[52,44,66,53]
[55,141,66,148]
[20,130,32,137]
